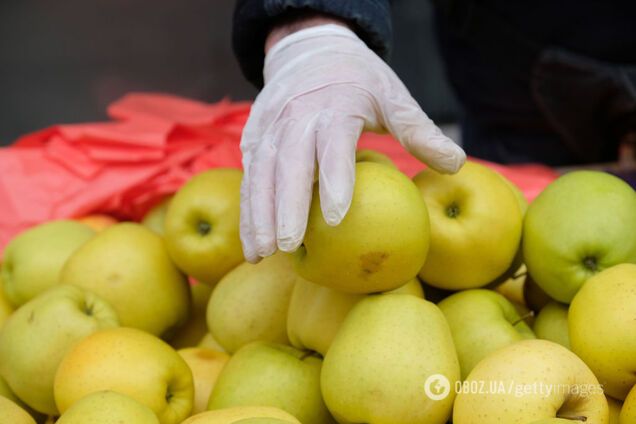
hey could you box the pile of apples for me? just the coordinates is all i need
[1,150,636,424]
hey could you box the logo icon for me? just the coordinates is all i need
[424,374,451,401]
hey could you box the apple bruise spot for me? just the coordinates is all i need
[360,252,389,277]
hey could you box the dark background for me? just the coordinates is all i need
[0,0,457,145]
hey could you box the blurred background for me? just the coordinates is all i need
[0,0,458,145]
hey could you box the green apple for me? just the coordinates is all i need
[607,396,622,424]
[287,277,423,356]
[355,149,396,168]
[1,220,95,306]
[165,169,243,285]
[207,253,296,353]
[0,285,119,415]
[438,289,535,379]
[523,171,636,303]
[569,263,636,400]
[413,161,523,290]
[0,395,36,424]
[54,327,194,424]
[620,385,636,424]
[297,162,430,294]
[56,391,159,424]
[182,406,300,424]
[142,196,173,235]
[171,282,213,349]
[208,342,333,424]
[533,301,570,349]
[322,294,459,424]
[454,339,608,423]
[178,348,230,415]
[60,223,190,337]
[199,332,227,352]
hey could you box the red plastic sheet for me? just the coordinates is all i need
[0,93,558,255]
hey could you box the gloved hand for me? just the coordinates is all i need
[240,23,466,263]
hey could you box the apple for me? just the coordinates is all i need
[321,294,459,424]
[0,285,119,415]
[171,282,213,349]
[607,396,622,424]
[56,391,159,424]
[54,327,193,424]
[208,342,333,424]
[178,348,230,415]
[437,289,535,379]
[142,196,173,235]
[533,301,570,349]
[0,396,36,424]
[296,162,430,294]
[569,263,636,400]
[620,385,636,424]
[165,169,243,285]
[453,339,608,424]
[287,277,423,356]
[76,214,118,232]
[60,223,190,337]
[413,161,523,290]
[523,171,636,303]
[182,406,300,424]
[198,332,227,352]
[1,220,95,306]
[207,253,297,353]
[355,149,396,168]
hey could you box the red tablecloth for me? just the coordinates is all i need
[0,93,558,254]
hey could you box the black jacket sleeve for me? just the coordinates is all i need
[232,0,393,87]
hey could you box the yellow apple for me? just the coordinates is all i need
[453,339,608,424]
[296,162,430,294]
[0,395,36,424]
[60,223,190,337]
[620,385,636,424]
[1,220,95,306]
[178,348,230,415]
[171,282,213,349]
[413,161,522,289]
[207,253,297,353]
[165,169,243,285]
[142,196,173,235]
[56,391,159,424]
[287,277,423,356]
[54,327,194,424]
[182,406,300,424]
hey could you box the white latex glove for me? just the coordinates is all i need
[240,24,466,263]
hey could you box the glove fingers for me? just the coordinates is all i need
[239,151,260,263]
[275,116,318,252]
[382,95,466,173]
[316,116,363,226]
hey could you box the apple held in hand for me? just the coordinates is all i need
[413,161,523,290]
[178,348,230,415]
[297,162,430,294]
[321,294,459,424]
[1,220,95,307]
[207,252,297,353]
[56,391,159,424]
[165,169,243,285]
[54,327,194,424]
[569,263,636,400]
[453,339,608,424]
[182,406,300,424]
[438,289,535,379]
[533,301,570,350]
[208,342,333,424]
[523,171,636,303]
[0,285,119,415]
[60,223,190,337]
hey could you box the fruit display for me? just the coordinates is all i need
[0,156,635,423]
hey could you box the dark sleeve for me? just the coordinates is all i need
[232,0,393,87]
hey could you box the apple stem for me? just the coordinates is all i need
[512,310,534,326]
[556,414,587,421]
